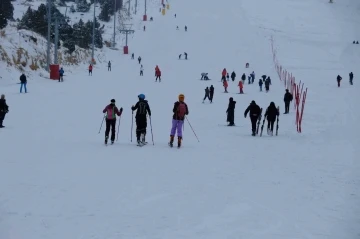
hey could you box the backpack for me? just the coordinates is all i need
[137,101,148,115]
[177,102,186,119]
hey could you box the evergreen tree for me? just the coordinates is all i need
[17,7,34,30]
[94,29,103,48]
[98,0,111,22]
[31,4,48,36]
[76,0,90,12]
[73,19,90,48]
[0,0,14,29]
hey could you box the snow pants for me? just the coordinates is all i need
[250,115,258,134]
[20,82,27,93]
[239,88,243,94]
[170,119,184,137]
[284,101,290,113]
[105,119,116,141]
[267,120,275,132]
[136,115,147,140]
[203,94,210,101]
[0,112,6,126]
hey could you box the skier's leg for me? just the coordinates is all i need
[270,120,275,132]
[177,120,183,146]
[20,83,23,93]
[0,113,5,127]
[110,120,116,142]
[105,120,110,142]
[169,119,177,144]
[251,117,257,133]
[24,83,27,93]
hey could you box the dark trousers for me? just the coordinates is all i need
[105,119,116,141]
[350,78,353,85]
[203,94,210,101]
[89,70,92,75]
[0,112,6,126]
[250,116,257,133]
[108,66,111,71]
[209,93,214,102]
[59,74,63,82]
[267,120,275,132]
[136,115,147,140]
[155,76,161,82]
[140,70,143,76]
[285,102,290,113]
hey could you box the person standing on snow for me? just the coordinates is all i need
[0,94,9,128]
[89,64,93,76]
[140,65,144,76]
[203,87,210,103]
[349,72,354,85]
[244,100,261,136]
[138,56,142,64]
[223,79,228,93]
[155,65,161,82]
[20,73,27,93]
[231,71,236,81]
[241,73,246,83]
[102,99,123,145]
[108,61,111,71]
[132,94,151,145]
[337,75,342,87]
[258,79,263,91]
[184,52,188,60]
[131,53,135,59]
[250,71,255,83]
[221,68,227,82]
[59,67,64,82]
[238,80,244,94]
[169,94,189,148]
[283,89,293,114]
[265,77,271,92]
[264,102,279,136]
[226,97,236,126]
[209,85,214,103]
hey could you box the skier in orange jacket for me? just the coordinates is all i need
[238,81,244,94]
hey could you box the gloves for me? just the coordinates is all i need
[119,107,123,115]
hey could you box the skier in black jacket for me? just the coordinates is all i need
[349,72,353,85]
[0,94,9,128]
[203,87,210,103]
[241,73,246,83]
[337,75,342,87]
[131,94,151,144]
[244,100,261,136]
[20,73,27,93]
[209,85,214,103]
[264,102,279,136]
[283,89,293,114]
[226,97,236,126]
[231,71,236,81]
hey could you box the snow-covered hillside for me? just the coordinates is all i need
[0,0,359,238]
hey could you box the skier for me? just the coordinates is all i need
[264,77,271,92]
[140,65,144,76]
[185,25,187,31]
[138,56,142,64]
[143,26,146,31]
[155,66,161,82]
[248,75,251,84]
[184,52,188,60]
[283,89,293,114]
[108,61,111,71]
[349,72,353,85]
[244,100,261,136]
[221,68,227,82]
[131,53,134,59]
[59,67,64,82]
[169,94,189,148]
[150,17,153,21]
[174,14,176,18]
[266,76,272,85]
[176,26,179,30]
[131,94,151,145]
[231,71,236,81]
[226,97,236,126]
[241,73,246,83]
[264,102,279,136]
[223,79,228,93]
[250,71,255,83]
[0,94,9,128]
[238,80,244,94]
[209,85,214,103]
[89,64,93,76]
[258,79,263,91]
[337,75,342,87]
[203,87,210,103]
[226,73,229,81]
[20,73,27,93]
[102,99,123,145]
[178,54,182,59]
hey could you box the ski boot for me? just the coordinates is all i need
[105,136,109,145]
[141,133,147,145]
[177,136,182,148]
[169,135,174,147]
[111,140,114,145]
[252,131,256,136]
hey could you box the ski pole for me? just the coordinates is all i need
[149,116,154,145]
[98,114,106,134]
[185,116,200,142]
[131,111,134,142]
[116,116,121,141]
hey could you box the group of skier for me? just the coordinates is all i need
[337,72,354,87]
[203,85,215,103]
[101,94,189,148]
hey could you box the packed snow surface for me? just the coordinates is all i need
[0,0,359,238]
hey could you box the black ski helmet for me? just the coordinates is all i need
[111,99,115,103]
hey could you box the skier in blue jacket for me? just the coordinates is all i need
[59,67,64,82]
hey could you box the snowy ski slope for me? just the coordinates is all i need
[0,0,359,238]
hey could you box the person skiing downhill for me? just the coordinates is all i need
[131,94,151,145]
[337,75,342,87]
[226,97,236,126]
[131,53,135,59]
[0,94,9,128]
[241,73,246,83]
[169,94,189,148]
[231,71,236,81]
[59,67,64,82]
[203,87,210,103]
[264,102,279,136]
[102,99,123,144]
[250,71,255,83]
[209,85,214,103]
[140,65,144,76]
[349,72,353,85]
[108,61,111,71]
[238,80,244,94]
[258,79,263,91]
[283,89,293,114]
[138,56,142,64]
[244,100,261,136]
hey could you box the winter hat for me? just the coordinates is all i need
[178,94,185,101]
[251,100,256,104]
[111,99,116,103]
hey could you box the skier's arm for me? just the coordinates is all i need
[173,102,179,113]
[103,105,108,113]
[115,107,123,116]
[244,106,250,117]
[185,104,189,115]
[131,102,139,111]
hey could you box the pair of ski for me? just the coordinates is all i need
[259,107,280,137]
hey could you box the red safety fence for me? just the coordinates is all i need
[270,36,308,133]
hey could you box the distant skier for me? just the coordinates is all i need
[250,71,255,83]
[244,100,261,136]
[131,94,151,145]
[140,65,144,76]
[20,73,27,93]
[138,56,142,64]
[102,99,123,145]
[155,65,161,82]
[231,71,236,81]
[223,79,228,93]
[238,80,244,94]
[169,94,189,148]
[337,75,342,87]
[143,26,146,31]
[203,87,210,103]
[184,52,188,60]
[349,72,353,85]
[176,26,179,30]
[131,53,134,59]
[241,73,246,83]
[264,102,279,136]
[261,75,266,81]
[248,75,251,84]
[226,97,236,126]
[209,85,214,103]
[185,25,187,31]
[265,77,271,92]
[221,68,227,82]
[89,64,93,76]
[0,94,9,128]
[108,61,111,71]
[179,54,182,59]
[59,67,64,82]
[258,79,263,91]
[283,89,293,114]
[174,14,176,18]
